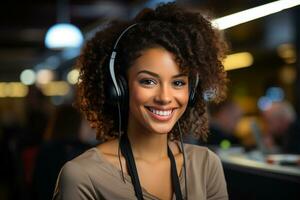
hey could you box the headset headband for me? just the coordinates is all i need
[109,23,138,98]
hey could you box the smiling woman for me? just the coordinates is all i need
[53,2,228,200]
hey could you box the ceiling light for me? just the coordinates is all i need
[223,52,253,71]
[0,82,28,98]
[36,69,55,85]
[40,81,70,96]
[45,23,84,49]
[20,69,36,85]
[212,0,300,30]
[67,69,79,84]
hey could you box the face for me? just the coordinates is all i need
[127,47,189,135]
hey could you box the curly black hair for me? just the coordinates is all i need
[75,3,228,142]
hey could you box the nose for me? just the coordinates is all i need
[154,84,172,105]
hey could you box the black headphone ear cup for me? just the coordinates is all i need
[117,75,128,107]
[107,81,119,104]
[106,75,127,106]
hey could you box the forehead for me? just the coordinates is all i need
[127,47,184,77]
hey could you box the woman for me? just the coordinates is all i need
[53,3,228,200]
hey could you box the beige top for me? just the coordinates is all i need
[53,143,228,200]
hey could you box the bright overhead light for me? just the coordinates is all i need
[40,81,70,96]
[223,52,253,71]
[0,83,6,97]
[0,82,28,98]
[20,69,36,85]
[67,69,79,85]
[36,69,55,85]
[212,0,300,30]
[45,23,84,49]
[7,82,29,97]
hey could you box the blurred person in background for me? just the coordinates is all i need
[21,85,50,187]
[261,101,300,154]
[206,99,243,147]
[32,104,94,200]
[0,85,50,200]
[22,85,50,147]
[0,107,26,200]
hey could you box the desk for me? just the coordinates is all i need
[217,148,300,200]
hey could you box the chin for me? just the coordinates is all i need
[151,128,172,135]
[145,120,177,135]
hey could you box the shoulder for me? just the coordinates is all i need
[53,160,96,199]
[56,148,102,186]
[69,148,103,170]
[53,149,102,199]
[58,160,90,185]
[184,143,221,164]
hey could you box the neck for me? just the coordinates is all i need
[126,121,169,163]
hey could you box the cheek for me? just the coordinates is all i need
[129,84,150,108]
[174,89,189,119]
[176,89,189,106]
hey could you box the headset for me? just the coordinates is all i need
[107,23,199,200]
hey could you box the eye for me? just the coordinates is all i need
[139,79,157,86]
[173,80,186,87]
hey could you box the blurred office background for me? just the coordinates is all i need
[0,0,300,200]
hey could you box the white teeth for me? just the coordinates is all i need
[148,107,172,116]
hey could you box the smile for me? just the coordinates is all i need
[145,106,175,121]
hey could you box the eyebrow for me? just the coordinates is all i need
[137,70,187,78]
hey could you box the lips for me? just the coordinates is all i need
[145,106,175,121]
